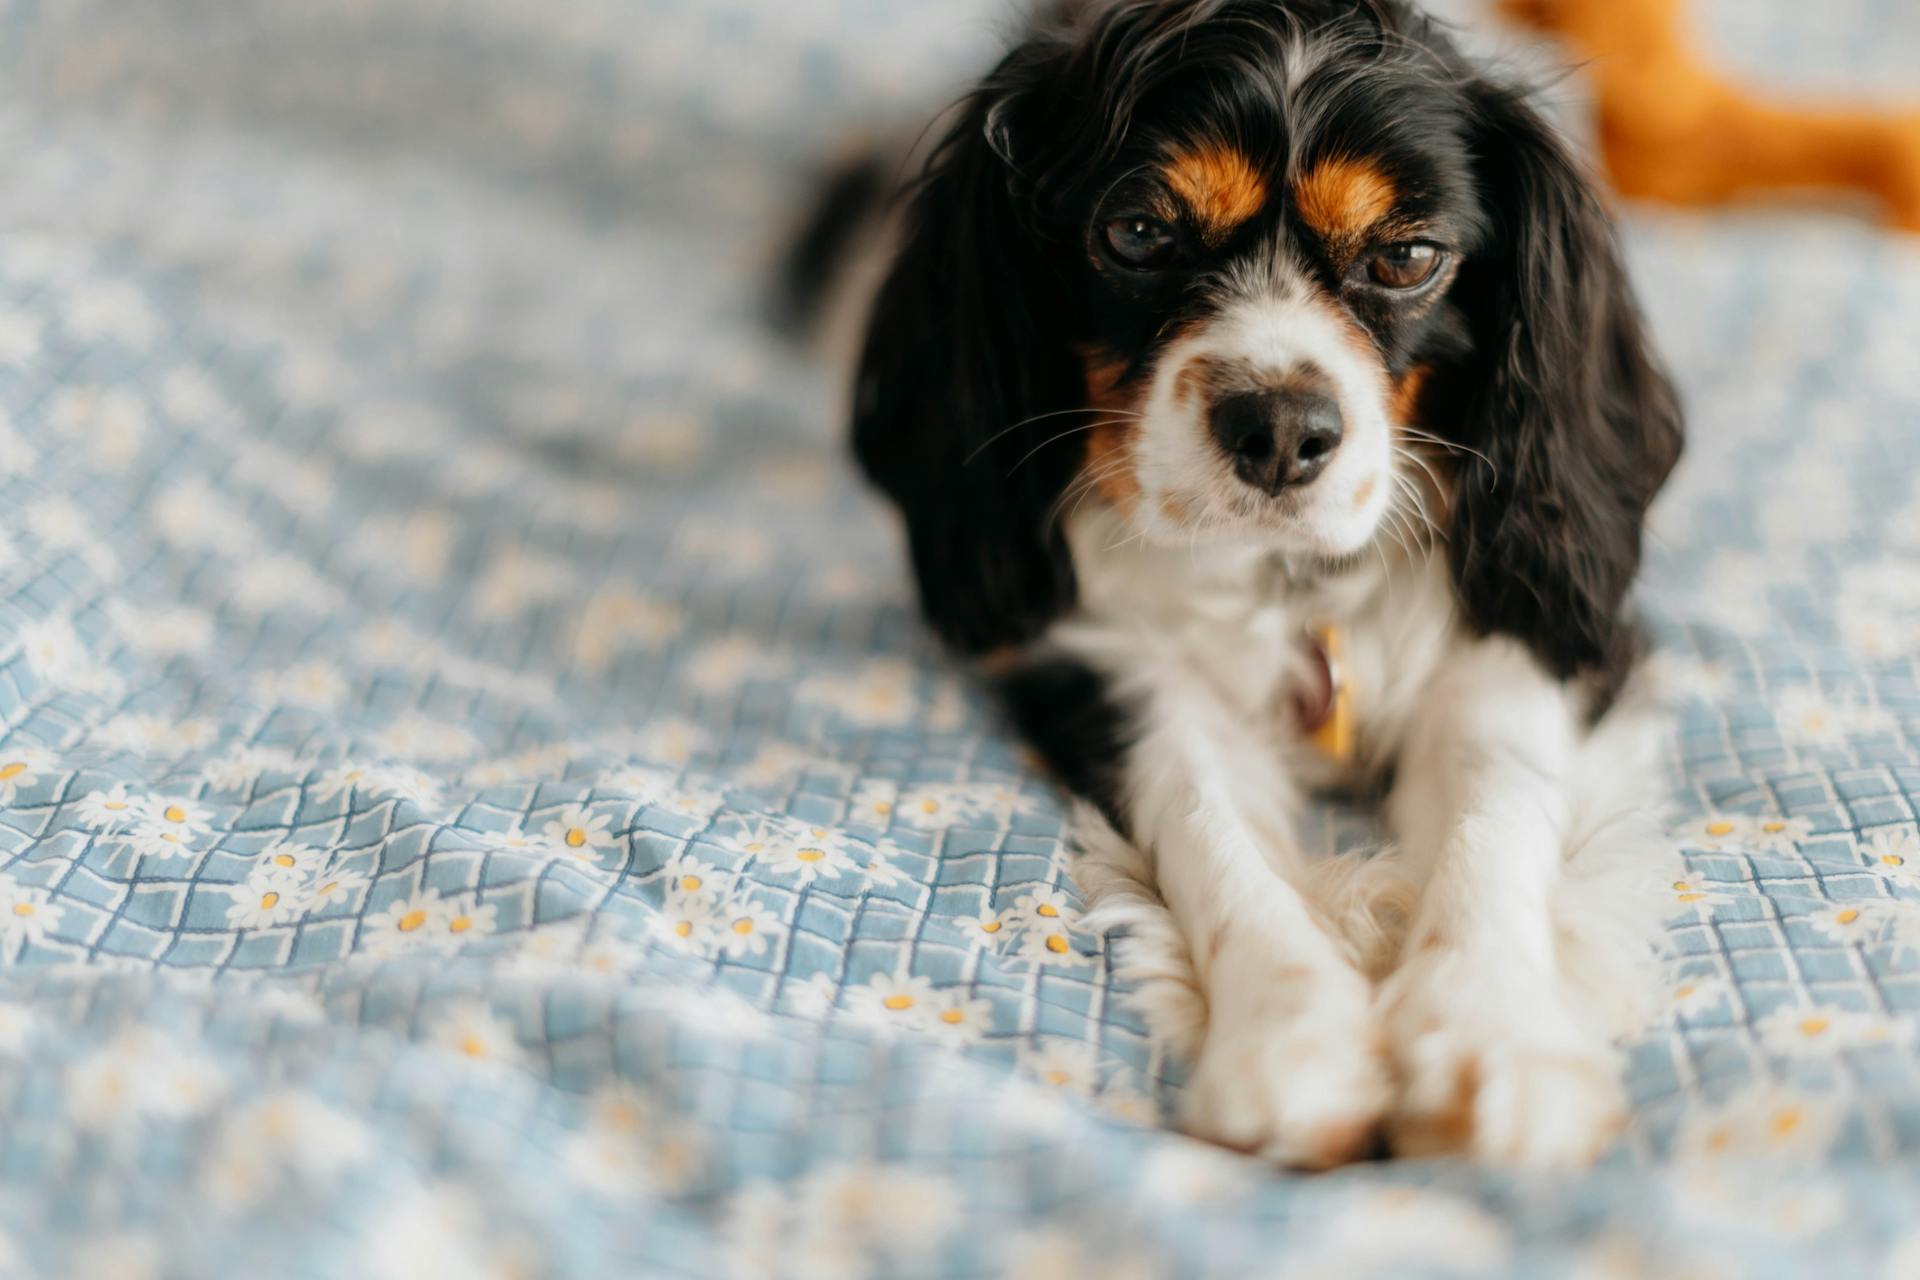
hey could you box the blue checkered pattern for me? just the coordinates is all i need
[1,1,1919,1276]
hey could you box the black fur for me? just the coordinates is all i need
[998,657,1136,827]
[848,0,1682,679]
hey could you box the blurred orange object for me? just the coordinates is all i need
[1502,0,1920,231]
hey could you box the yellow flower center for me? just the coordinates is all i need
[398,909,427,932]
[1045,935,1069,954]
[675,921,693,938]
[565,827,588,849]
[0,762,26,781]
[160,832,182,844]
[941,1008,965,1025]
[1673,881,1691,891]
[11,902,34,917]
[920,799,940,815]
[164,805,187,824]
[732,919,754,935]
[1705,821,1735,837]
[104,800,127,811]
[680,876,702,892]
[1763,821,1787,834]
[317,881,339,897]
[1799,1017,1831,1037]
[1045,1071,1071,1086]
[1771,1108,1805,1138]
[873,802,893,816]
[882,994,914,1012]
[449,915,472,934]
[745,842,766,854]
[460,1034,487,1057]
[795,848,826,863]
[979,920,1001,934]
[1883,855,1906,868]
[1036,903,1059,918]
[259,892,279,910]
[1836,909,1861,925]
[1677,892,1705,904]
[1675,985,1696,1000]
[274,853,296,868]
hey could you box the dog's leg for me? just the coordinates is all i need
[1122,657,1390,1169]
[1378,637,1630,1168]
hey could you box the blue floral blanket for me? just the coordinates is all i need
[1,1,1919,1276]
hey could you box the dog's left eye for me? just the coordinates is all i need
[1102,217,1179,270]
[1367,242,1443,290]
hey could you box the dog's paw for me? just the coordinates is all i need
[1181,973,1390,1169]
[1380,952,1626,1170]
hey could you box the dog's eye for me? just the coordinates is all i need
[1102,217,1178,270]
[1368,242,1443,290]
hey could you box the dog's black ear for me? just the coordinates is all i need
[851,65,1084,655]
[1445,82,1685,680]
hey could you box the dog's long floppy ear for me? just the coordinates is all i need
[1448,82,1685,680]
[851,63,1084,656]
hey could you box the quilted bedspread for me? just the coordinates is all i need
[1,1,1918,1276]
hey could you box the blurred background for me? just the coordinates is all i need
[0,2,1917,1277]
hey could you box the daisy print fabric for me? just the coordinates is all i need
[0,0,1919,1276]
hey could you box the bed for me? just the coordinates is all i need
[1,0,1918,1275]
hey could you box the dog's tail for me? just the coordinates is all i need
[772,147,892,337]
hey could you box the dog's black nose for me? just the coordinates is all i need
[1209,390,1344,493]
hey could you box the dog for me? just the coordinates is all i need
[803,0,1685,1169]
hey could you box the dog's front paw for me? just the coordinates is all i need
[1380,951,1625,1169]
[1181,967,1390,1169]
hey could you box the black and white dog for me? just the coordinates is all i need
[808,0,1684,1168]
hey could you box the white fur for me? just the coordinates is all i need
[1056,503,1673,1169]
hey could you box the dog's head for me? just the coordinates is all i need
[853,0,1682,677]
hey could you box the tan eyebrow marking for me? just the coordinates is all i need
[1294,156,1398,247]
[1162,142,1268,245]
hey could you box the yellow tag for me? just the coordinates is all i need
[1309,624,1355,764]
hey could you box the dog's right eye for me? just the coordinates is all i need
[1102,217,1179,270]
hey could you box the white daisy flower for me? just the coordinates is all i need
[363,765,443,809]
[598,716,710,768]
[463,743,573,788]
[1775,687,1895,750]
[250,839,327,880]
[360,889,451,954]
[653,890,724,953]
[858,840,912,889]
[94,714,219,758]
[1805,901,1891,945]
[73,783,139,831]
[1863,826,1920,884]
[1017,920,1086,965]
[372,714,481,763]
[715,901,784,960]
[845,970,938,1035]
[923,990,994,1047]
[797,660,920,730]
[790,1163,960,1266]
[574,935,649,979]
[683,635,785,694]
[1020,1039,1100,1094]
[303,867,371,914]
[659,853,726,899]
[1670,975,1735,1018]
[741,821,863,884]
[0,877,63,953]
[1669,873,1738,912]
[478,825,546,856]
[1756,1003,1915,1057]
[127,795,215,859]
[200,746,302,791]
[67,1030,225,1128]
[957,909,1012,949]
[202,1091,371,1211]
[1672,1084,1844,1165]
[572,588,682,671]
[310,761,378,803]
[429,1002,528,1073]
[257,661,348,711]
[1015,887,1081,929]
[737,742,821,788]
[0,746,55,803]
[541,802,618,861]
[846,780,901,827]
[46,384,148,468]
[433,896,498,946]
[224,875,307,930]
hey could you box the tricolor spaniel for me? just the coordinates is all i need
[823,0,1684,1168]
